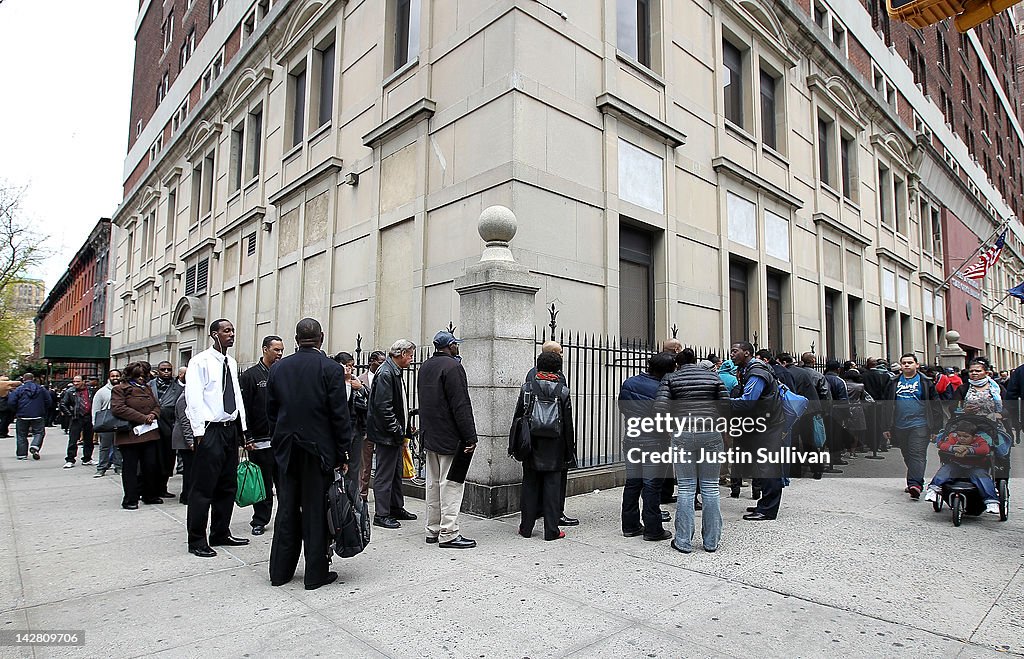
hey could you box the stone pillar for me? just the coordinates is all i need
[938,330,968,370]
[455,206,540,517]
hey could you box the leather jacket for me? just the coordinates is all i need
[366,357,408,447]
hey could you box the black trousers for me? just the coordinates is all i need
[269,448,331,587]
[520,466,562,540]
[186,422,239,548]
[371,441,404,518]
[179,449,195,504]
[66,417,94,463]
[156,426,175,493]
[119,441,160,505]
[249,447,277,528]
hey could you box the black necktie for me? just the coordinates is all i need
[223,358,237,415]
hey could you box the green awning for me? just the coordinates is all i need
[38,335,111,361]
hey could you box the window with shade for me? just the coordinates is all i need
[619,225,655,345]
[759,68,777,151]
[617,0,654,68]
[722,39,745,128]
[729,260,750,345]
[766,271,784,353]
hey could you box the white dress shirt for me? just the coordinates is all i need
[185,346,248,437]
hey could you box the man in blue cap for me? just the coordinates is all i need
[416,331,478,548]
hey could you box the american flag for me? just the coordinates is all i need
[962,230,1007,280]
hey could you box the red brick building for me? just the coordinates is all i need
[34,219,113,349]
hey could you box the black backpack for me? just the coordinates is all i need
[327,471,370,558]
[528,379,565,438]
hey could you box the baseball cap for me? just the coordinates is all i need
[433,331,462,348]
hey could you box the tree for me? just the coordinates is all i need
[0,183,48,364]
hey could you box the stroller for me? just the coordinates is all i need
[929,414,1012,526]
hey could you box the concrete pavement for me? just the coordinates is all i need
[1,434,1022,658]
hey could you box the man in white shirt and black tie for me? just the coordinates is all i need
[184,319,249,558]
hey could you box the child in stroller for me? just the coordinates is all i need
[923,417,1003,515]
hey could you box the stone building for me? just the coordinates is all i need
[110,0,1024,369]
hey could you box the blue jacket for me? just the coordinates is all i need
[619,372,662,402]
[9,382,51,419]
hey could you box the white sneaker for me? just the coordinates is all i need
[81,460,93,466]
[62,462,74,469]
[924,489,938,503]
[986,502,1000,514]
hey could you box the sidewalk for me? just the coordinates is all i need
[0,437,1021,658]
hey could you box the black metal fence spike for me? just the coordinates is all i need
[671,323,679,339]
[445,321,457,335]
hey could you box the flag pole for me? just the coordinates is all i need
[983,290,1014,318]
[939,219,1010,289]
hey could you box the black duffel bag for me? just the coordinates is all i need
[327,471,370,558]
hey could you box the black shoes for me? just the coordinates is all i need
[622,527,645,537]
[373,515,401,529]
[392,508,418,521]
[251,525,266,536]
[210,536,250,546]
[644,529,673,542]
[305,572,339,590]
[742,512,774,521]
[425,535,439,544]
[558,515,580,526]
[161,491,175,499]
[142,498,164,505]
[189,546,217,558]
[746,506,758,513]
[121,502,139,510]
[29,447,39,460]
[729,486,741,498]
[438,535,476,549]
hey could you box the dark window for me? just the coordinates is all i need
[249,107,263,180]
[824,289,839,359]
[847,296,861,363]
[841,134,854,200]
[247,233,257,256]
[291,67,306,147]
[317,42,335,127]
[619,225,655,345]
[723,40,744,127]
[884,309,898,361]
[767,271,784,353]
[818,116,833,186]
[760,69,777,150]
[395,0,412,70]
[729,260,749,344]
[230,123,244,192]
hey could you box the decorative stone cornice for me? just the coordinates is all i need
[268,158,343,206]
[596,92,686,148]
[362,98,436,147]
[712,156,803,209]
[812,212,872,247]
[875,246,917,273]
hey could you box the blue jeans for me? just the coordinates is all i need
[672,431,724,551]
[15,418,45,457]
[928,464,998,502]
[893,425,931,488]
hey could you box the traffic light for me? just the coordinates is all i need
[887,0,1024,30]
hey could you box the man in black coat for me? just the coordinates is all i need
[367,339,419,529]
[239,335,285,536]
[417,331,478,548]
[267,318,352,590]
[150,361,184,497]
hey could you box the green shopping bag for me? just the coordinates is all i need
[236,457,266,507]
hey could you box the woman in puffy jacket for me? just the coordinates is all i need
[111,361,162,509]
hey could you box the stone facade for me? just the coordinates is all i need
[110,0,1024,371]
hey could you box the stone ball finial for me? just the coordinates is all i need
[478,205,517,263]
[945,330,961,346]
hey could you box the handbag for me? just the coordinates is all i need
[327,471,370,558]
[93,408,131,434]
[812,414,827,449]
[235,456,266,507]
[507,387,535,462]
[402,440,415,479]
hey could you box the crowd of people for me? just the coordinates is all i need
[1,322,1016,587]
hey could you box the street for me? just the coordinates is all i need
[0,437,1021,658]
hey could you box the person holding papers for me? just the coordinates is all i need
[111,361,163,510]
[239,335,285,536]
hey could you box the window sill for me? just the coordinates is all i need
[282,142,302,162]
[896,231,909,244]
[842,197,861,213]
[308,122,331,144]
[383,57,418,88]
[244,176,260,193]
[227,189,242,206]
[762,145,789,167]
[819,182,841,201]
[615,50,666,88]
[724,120,756,146]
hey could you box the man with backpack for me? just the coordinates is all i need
[729,342,787,521]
